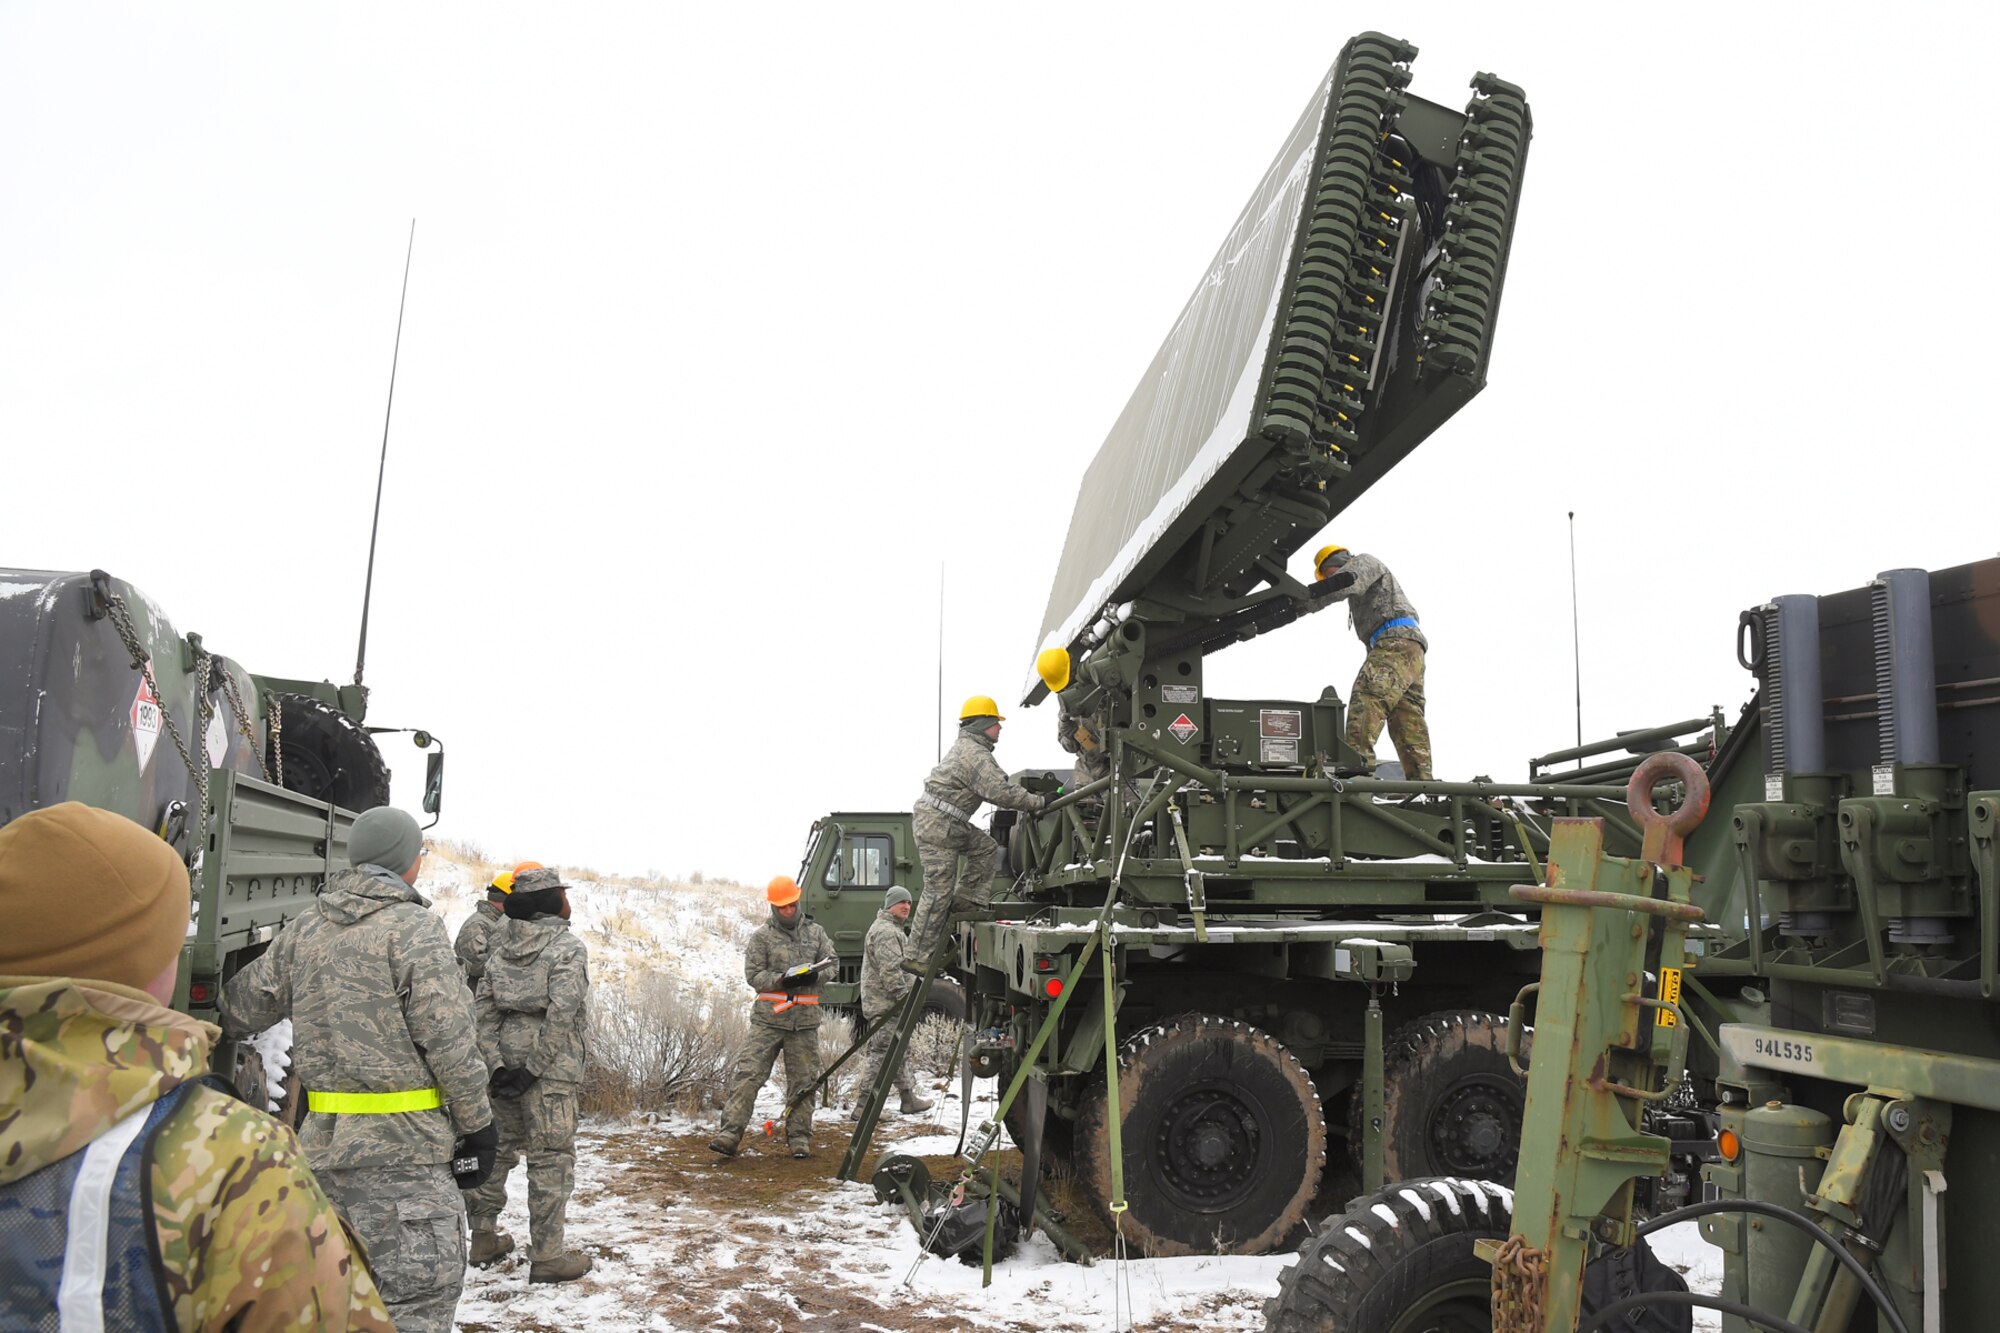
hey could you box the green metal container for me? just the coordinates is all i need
[1738,1100,1833,1319]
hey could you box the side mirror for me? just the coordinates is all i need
[422,745,444,819]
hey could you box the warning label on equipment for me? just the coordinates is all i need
[131,673,162,772]
[1167,713,1199,744]
[1655,967,1682,1027]
[1161,685,1199,705]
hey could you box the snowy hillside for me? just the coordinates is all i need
[415,844,1724,1332]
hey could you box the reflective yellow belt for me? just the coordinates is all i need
[306,1087,444,1114]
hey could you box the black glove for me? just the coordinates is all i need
[1323,569,1356,594]
[452,1121,499,1189]
[779,964,821,992]
[490,1066,539,1099]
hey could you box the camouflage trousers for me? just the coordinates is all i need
[857,1010,918,1100]
[1345,637,1433,779]
[906,807,999,969]
[465,1078,579,1262]
[321,1162,466,1333]
[718,1021,819,1148]
[1071,746,1110,791]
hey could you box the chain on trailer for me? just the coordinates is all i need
[98,582,290,881]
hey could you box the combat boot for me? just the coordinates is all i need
[528,1251,593,1285]
[790,1140,812,1159]
[708,1134,739,1158]
[469,1229,515,1268]
[898,1090,934,1114]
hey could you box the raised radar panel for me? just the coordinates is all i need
[1028,33,1529,702]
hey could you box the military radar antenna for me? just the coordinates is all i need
[1028,32,1530,730]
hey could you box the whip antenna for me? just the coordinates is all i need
[1569,509,1582,751]
[355,219,416,689]
[936,562,945,762]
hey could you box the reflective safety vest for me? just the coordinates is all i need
[757,991,821,1015]
[0,1078,214,1332]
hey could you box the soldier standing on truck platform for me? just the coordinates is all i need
[852,886,934,1116]
[710,876,839,1159]
[901,696,1050,977]
[1039,648,1111,793]
[456,859,542,985]
[0,803,395,1332]
[466,868,594,1285]
[220,806,497,1333]
[1314,544,1434,780]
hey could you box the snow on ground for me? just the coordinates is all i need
[415,843,1727,1332]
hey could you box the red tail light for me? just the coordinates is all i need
[1044,977,1063,998]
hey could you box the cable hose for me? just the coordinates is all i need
[1576,1290,1811,1333]
[1633,1199,1910,1333]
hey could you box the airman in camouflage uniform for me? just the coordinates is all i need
[852,887,933,1115]
[468,868,593,1284]
[1056,696,1112,790]
[221,807,495,1333]
[905,704,1049,971]
[1315,547,1434,780]
[711,877,837,1159]
[456,861,543,986]
[0,802,392,1332]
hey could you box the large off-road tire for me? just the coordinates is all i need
[268,692,391,813]
[923,977,966,1023]
[1075,1015,1326,1256]
[1264,1176,1514,1333]
[1354,1011,1526,1186]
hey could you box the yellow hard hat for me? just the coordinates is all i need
[1313,544,1349,581]
[766,875,802,906]
[1035,648,1071,693]
[959,695,1006,722]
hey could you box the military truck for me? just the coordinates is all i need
[1264,556,2000,1332]
[0,567,443,1103]
[806,33,1727,1259]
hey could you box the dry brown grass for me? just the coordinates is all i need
[582,970,749,1118]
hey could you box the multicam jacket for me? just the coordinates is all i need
[475,915,590,1084]
[454,899,506,984]
[219,865,492,1171]
[858,908,917,1020]
[919,725,1048,823]
[0,977,393,1331]
[743,910,837,1032]
[1325,553,1427,651]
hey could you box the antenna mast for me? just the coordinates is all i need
[355,219,416,689]
[1568,510,1582,750]
[936,562,945,762]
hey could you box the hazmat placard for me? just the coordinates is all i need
[131,672,162,772]
[1167,713,1199,744]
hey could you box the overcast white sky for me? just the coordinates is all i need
[4,3,1995,882]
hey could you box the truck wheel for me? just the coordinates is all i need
[922,978,966,1023]
[1357,1011,1525,1185]
[267,693,391,813]
[1075,1015,1326,1256]
[1263,1176,1513,1333]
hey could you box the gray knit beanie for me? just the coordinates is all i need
[884,885,913,909]
[348,806,423,873]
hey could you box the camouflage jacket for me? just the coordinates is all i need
[743,910,837,1031]
[454,899,506,984]
[919,725,1048,822]
[475,915,590,1084]
[0,978,393,1331]
[1326,553,1427,651]
[858,909,917,1019]
[219,865,492,1172]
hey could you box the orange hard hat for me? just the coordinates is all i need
[767,875,802,906]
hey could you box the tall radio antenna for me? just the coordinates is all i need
[355,219,416,689]
[1569,509,1582,750]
